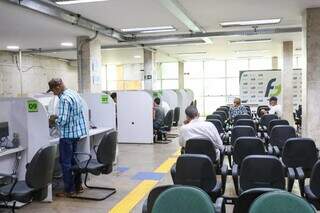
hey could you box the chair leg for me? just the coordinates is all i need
[232,175,239,196]
[11,201,16,213]
[287,177,295,192]
[298,178,305,197]
[71,173,116,201]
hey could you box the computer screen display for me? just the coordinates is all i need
[0,122,9,139]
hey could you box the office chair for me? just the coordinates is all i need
[207,114,225,128]
[213,111,228,122]
[282,138,319,196]
[217,107,229,118]
[258,114,278,133]
[159,109,174,141]
[244,105,251,115]
[151,186,224,213]
[304,160,320,210]
[231,137,266,195]
[236,155,285,195]
[249,191,317,213]
[0,145,57,213]
[256,105,270,118]
[267,119,289,135]
[267,125,296,156]
[206,119,229,145]
[72,131,117,200]
[234,119,255,130]
[172,107,180,127]
[171,154,226,201]
[233,114,252,125]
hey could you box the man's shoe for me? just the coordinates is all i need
[76,185,85,194]
[55,191,75,198]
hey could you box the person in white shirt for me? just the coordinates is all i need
[268,96,282,117]
[179,105,224,161]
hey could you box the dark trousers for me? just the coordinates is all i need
[59,138,82,193]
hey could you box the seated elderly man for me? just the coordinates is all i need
[179,106,224,161]
[229,97,248,121]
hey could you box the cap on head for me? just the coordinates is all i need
[185,105,199,119]
[47,78,63,93]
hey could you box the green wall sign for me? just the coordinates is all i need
[101,95,109,104]
[27,100,38,112]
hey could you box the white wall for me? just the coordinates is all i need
[0,51,77,96]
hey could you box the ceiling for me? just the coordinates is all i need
[0,0,318,61]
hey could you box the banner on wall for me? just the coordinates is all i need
[239,70,282,104]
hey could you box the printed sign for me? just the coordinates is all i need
[27,100,38,112]
[100,95,109,104]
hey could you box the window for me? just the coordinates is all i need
[249,57,272,70]
[155,62,179,90]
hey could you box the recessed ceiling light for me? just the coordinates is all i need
[220,18,281,27]
[229,38,272,44]
[6,45,20,50]
[61,42,73,47]
[121,26,176,34]
[134,55,141,59]
[55,0,109,5]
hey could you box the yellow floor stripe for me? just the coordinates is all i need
[109,180,158,213]
[172,149,181,157]
[109,149,180,213]
[154,157,177,173]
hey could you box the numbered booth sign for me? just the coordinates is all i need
[100,95,109,104]
[27,100,38,112]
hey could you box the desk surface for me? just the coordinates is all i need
[49,127,113,144]
[0,146,25,158]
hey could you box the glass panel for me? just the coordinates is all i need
[249,57,272,70]
[227,59,249,77]
[185,79,203,97]
[106,81,117,91]
[184,62,203,79]
[226,78,240,96]
[204,60,225,78]
[204,79,226,96]
[123,64,143,80]
[153,80,161,90]
[161,63,179,79]
[106,65,117,81]
[124,81,142,90]
[162,80,179,89]
[204,97,226,116]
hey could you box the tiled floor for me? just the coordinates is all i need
[5,135,319,213]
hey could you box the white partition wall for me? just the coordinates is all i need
[161,90,178,109]
[176,90,188,125]
[185,89,195,106]
[117,91,153,144]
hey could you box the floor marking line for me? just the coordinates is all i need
[108,149,179,213]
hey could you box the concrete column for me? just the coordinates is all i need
[302,8,320,145]
[281,41,294,124]
[178,61,184,89]
[143,49,154,90]
[272,56,279,69]
[77,36,102,93]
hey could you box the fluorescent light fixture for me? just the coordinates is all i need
[56,0,108,5]
[235,49,270,54]
[230,38,272,44]
[121,26,176,34]
[61,42,73,47]
[6,45,20,50]
[177,52,207,55]
[220,18,281,27]
[134,55,141,59]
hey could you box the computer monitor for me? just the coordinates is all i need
[0,122,9,139]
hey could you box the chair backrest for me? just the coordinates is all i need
[234,114,252,124]
[145,185,177,213]
[152,186,216,213]
[26,145,57,189]
[240,155,285,191]
[249,191,316,213]
[213,111,227,121]
[235,119,255,130]
[259,114,278,128]
[269,125,296,150]
[206,119,224,134]
[231,126,256,146]
[217,107,229,117]
[310,160,320,197]
[233,137,265,166]
[185,139,217,164]
[282,138,318,171]
[206,114,224,126]
[97,131,117,165]
[257,105,270,118]
[268,119,289,134]
[244,105,251,114]
[173,107,180,123]
[175,154,217,192]
[233,188,280,213]
[164,109,174,128]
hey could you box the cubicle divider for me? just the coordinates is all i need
[161,90,178,110]
[175,90,189,125]
[117,91,153,144]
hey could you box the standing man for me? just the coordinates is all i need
[48,78,88,197]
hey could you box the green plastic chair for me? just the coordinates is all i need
[152,186,216,213]
[249,191,316,213]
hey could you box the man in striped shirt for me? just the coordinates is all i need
[48,78,88,197]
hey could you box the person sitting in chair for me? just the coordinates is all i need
[153,97,165,132]
[179,106,224,160]
[229,97,248,121]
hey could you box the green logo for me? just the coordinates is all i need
[269,84,282,97]
[101,95,109,104]
[27,100,38,112]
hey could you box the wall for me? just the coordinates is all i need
[0,51,77,96]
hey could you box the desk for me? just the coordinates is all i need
[0,147,25,158]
